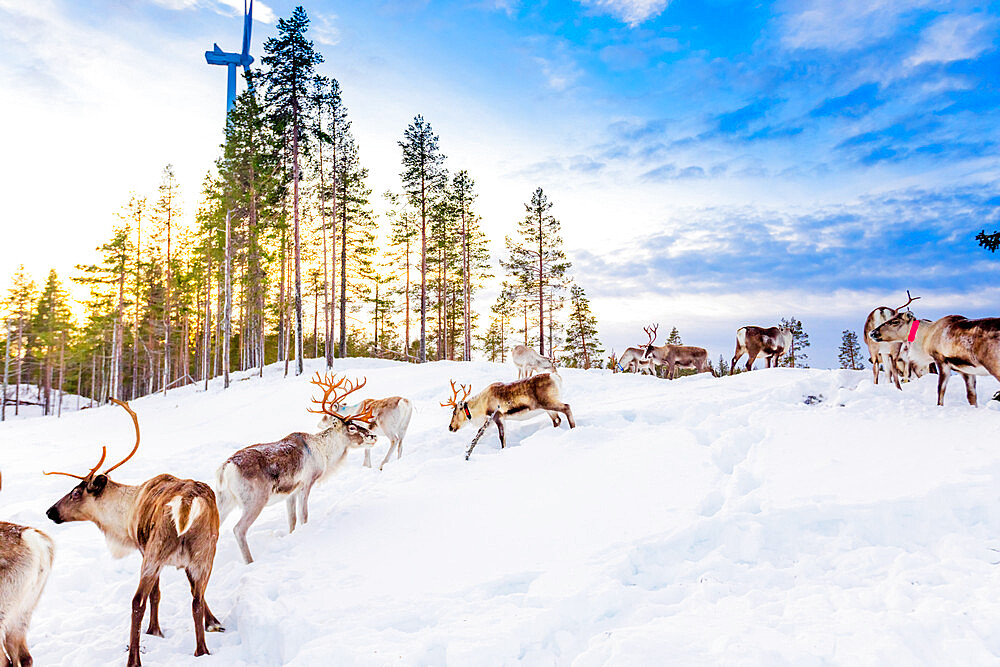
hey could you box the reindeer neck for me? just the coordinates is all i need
[93,479,141,556]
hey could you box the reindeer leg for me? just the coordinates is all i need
[299,475,319,525]
[286,496,297,533]
[546,410,561,427]
[363,447,372,469]
[935,362,951,406]
[379,439,398,471]
[561,403,576,429]
[146,576,164,637]
[493,412,506,448]
[233,494,266,564]
[184,570,211,657]
[129,570,160,667]
[962,372,978,407]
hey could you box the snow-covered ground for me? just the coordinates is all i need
[3,358,1000,665]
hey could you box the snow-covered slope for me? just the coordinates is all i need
[3,359,1000,665]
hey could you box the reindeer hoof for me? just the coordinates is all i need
[207,623,225,633]
[146,628,164,638]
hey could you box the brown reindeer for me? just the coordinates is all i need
[642,324,714,379]
[615,346,656,375]
[732,326,792,371]
[442,375,575,449]
[0,474,54,667]
[864,291,920,389]
[45,399,223,667]
[216,374,377,563]
[871,311,1000,406]
[311,373,413,471]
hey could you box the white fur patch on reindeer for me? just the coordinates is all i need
[167,496,203,536]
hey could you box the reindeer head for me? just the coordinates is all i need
[441,379,473,432]
[642,324,659,358]
[870,310,917,343]
[308,372,378,445]
[46,399,139,525]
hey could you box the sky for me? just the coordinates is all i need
[2,0,1000,367]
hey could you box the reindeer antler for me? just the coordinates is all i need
[308,372,368,416]
[43,399,138,481]
[643,324,659,346]
[895,290,921,313]
[103,398,140,476]
[440,379,472,407]
[342,400,377,426]
[44,447,108,481]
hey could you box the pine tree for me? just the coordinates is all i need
[778,317,809,368]
[2,266,36,416]
[385,191,418,360]
[150,164,181,393]
[501,187,570,357]
[32,271,73,415]
[398,115,447,362]
[838,329,864,370]
[561,284,603,369]
[667,327,682,345]
[262,5,324,376]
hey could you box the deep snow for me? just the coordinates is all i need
[3,359,1000,665]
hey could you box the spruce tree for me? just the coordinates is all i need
[2,266,36,416]
[398,115,447,362]
[262,5,324,376]
[838,329,864,370]
[561,284,603,369]
[667,327,682,345]
[151,164,181,393]
[32,270,73,414]
[778,317,809,368]
[501,187,570,357]
[386,191,418,360]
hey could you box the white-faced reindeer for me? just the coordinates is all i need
[871,312,1000,407]
[614,346,656,375]
[511,344,559,379]
[1,473,54,667]
[310,373,413,471]
[642,324,714,379]
[732,325,792,371]
[442,375,575,449]
[216,375,377,564]
[864,291,921,389]
[45,399,223,667]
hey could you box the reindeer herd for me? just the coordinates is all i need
[4,294,1000,665]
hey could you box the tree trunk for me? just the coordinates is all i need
[420,171,427,363]
[224,209,232,389]
[339,199,347,358]
[538,209,544,356]
[292,113,305,376]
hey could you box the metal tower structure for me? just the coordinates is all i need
[205,0,254,116]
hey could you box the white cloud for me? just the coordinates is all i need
[776,0,930,51]
[907,13,995,67]
[576,0,671,27]
[150,0,277,24]
[311,12,340,47]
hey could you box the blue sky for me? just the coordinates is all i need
[2,0,999,366]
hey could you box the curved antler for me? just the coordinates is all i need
[440,379,472,407]
[895,290,921,313]
[643,324,659,346]
[103,398,140,476]
[308,372,368,418]
[44,446,108,481]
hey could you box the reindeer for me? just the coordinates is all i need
[0,474,54,667]
[615,346,656,375]
[732,326,792,371]
[641,324,714,379]
[511,344,559,379]
[45,399,223,667]
[310,373,413,471]
[441,375,575,449]
[216,375,377,564]
[871,312,1000,406]
[864,291,920,389]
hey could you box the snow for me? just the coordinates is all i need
[4,358,1000,665]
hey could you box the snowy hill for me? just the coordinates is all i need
[3,359,1000,665]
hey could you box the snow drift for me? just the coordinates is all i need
[2,358,1000,665]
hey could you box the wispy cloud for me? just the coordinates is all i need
[576,0,672,27]
[776,0,929,52]
[907,13,996,67]
[150,0,277,23]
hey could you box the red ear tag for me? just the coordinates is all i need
[463,404,472,419]
[907,319,920,343]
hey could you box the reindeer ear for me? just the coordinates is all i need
[87,474,108,496]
